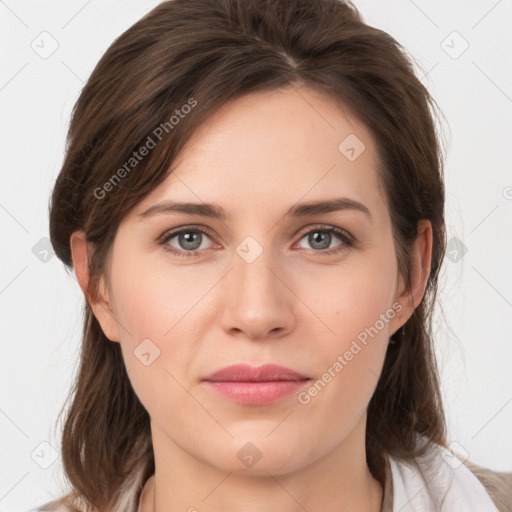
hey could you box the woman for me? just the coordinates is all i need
[35,0,511,510]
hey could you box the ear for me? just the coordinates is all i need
[69,230,121,342]
[391,219,433,335]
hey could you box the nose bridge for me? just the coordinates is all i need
[232,236,281,303]
[220,235,294,338]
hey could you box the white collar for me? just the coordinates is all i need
[389,441,499,511]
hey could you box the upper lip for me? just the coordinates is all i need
[203,364,310,382]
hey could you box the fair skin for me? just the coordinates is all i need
[71,85,432,512]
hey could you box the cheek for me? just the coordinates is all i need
[109,257,201,422]
[108,247,193,343]
[297,243,398,345]
[295,245,398,413]
[107,248,216,399]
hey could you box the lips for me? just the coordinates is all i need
[202,364,312,405]
[203,363,310,383]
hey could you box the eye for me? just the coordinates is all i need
[295,224,355,255]
[158,226,216,257]
[158,224,355,258]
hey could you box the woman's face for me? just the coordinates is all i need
[81,85,421,476]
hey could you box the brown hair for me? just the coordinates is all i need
[46,0,447,509]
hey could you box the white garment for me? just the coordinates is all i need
[390,441,500,511]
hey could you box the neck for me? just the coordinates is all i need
[140,415,383,512]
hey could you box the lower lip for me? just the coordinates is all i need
[203,380,311,405]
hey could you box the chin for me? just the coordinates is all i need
[208,439,307,476]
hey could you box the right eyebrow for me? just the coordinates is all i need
[138,201,228,220]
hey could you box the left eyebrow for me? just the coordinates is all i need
[285,197,372,222]
[137,197,372,223]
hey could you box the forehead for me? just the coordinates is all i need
[132,85,386,221]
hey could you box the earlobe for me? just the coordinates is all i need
[69,230,121,342]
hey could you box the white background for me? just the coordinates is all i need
[1,0,511,510]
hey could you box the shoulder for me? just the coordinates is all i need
[384,440,512,512]
[463,459,512,512]
[28,464,151,512]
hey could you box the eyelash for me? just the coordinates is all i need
[157,224,356,258]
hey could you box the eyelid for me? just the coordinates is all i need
[158,224,216,242]
[294,223,355,244]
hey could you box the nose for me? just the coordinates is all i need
[219,242,296,341]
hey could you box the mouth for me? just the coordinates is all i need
[202,364,312,405]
